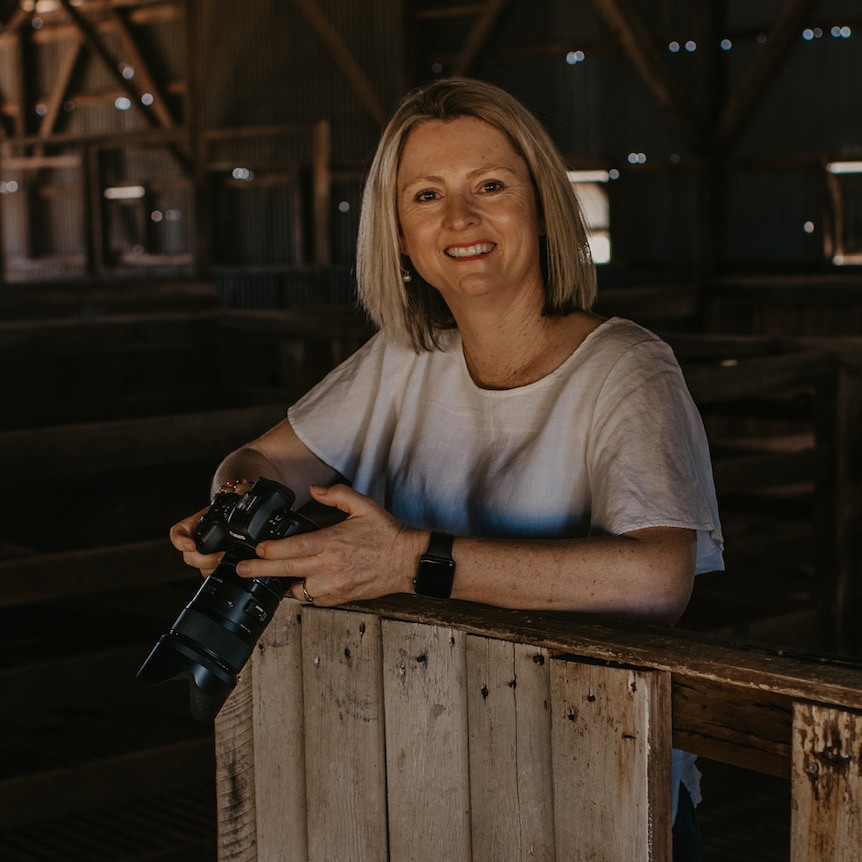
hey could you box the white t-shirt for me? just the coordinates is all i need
[289,317,723,574]
[288,316,723,820]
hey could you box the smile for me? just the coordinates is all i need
[445,242,495,259]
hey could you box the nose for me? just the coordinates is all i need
[444,191,478,230]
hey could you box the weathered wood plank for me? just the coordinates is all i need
[253,601,308,860]
[711,448,825,494]
[466,637,555,861]
[346,596,862,713]
[0,404,287,481]
[302,607,388,862]
[215,666,257,862]
[0,738,213,831]
[0,539,192,609]
[550,659,672,860]
[382,618,471,860]
[673,676,792,778]
[0,641,186,716]
[682,350,833,404]
[791,703,862,861]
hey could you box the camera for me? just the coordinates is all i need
[137,478,319,722]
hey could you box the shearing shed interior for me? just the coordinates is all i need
[0,1,860,860]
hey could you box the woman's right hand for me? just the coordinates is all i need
[169,507,224,577]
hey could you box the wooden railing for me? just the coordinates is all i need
[214,595,862,861]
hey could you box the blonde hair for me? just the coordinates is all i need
[356,77,596,351]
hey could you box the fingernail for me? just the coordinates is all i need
[236,562,250,577]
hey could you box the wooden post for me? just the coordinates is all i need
[466,638,555,861]
[83,143,105,275]
[382,618,472,860]
[184,0,212,277]
[791,702,862,860]
[550,661,672,861]
[302,608,388,862]
[215,663,257,862]
[253,601,308,859]
[311,119,331,266]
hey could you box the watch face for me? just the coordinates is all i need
[415,557,456,599]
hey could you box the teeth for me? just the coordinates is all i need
[446,242,494,258]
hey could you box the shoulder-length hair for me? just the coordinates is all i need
[356,77,596,351]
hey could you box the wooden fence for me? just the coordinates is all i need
[215,595,862,861]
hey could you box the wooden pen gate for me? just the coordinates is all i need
[215,596,862,861]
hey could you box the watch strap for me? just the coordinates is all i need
[414,531,456,599]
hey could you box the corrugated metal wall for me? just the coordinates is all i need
[0,0,859,283]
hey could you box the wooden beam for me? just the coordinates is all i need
[38,32,83,138]
[0,154,80,169]
[312,118,331,265]
[0,5,32,34]
[56,0,160,130]
[0,739,213,831]
[0,404,287,482]
[791,703,862,860]
[289,0,387,127]
[0,539,192,609]
[718,0,821,149]
[185,0,211,276]
[452,0,510,76]
[108,6,177,129]
[588,0,700,149]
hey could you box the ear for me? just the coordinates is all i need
[398,233,409,256]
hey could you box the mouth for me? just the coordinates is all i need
[444,242,496,259]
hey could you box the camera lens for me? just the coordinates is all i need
[137,479,317,722]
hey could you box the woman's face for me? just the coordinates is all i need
[396,116,545,314]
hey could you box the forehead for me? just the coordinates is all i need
[397,116,523,175]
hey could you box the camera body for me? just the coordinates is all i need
[137,478,319,722]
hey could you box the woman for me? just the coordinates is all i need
[171,77,722,857]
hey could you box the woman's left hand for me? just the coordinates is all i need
[235,483,425,606]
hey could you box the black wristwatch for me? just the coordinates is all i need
[413,531,456,599]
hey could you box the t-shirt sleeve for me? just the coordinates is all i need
[287,331,398,483]
[586,337,724,575]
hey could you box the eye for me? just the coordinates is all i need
[480,180,504,193]
[414,189,439,202]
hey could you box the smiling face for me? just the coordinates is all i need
[396,116,546,317]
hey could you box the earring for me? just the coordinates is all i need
[400,255,413,283]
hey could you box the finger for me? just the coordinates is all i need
[309,483,368,516]
[169,507,209,552]
[288,579,318,605]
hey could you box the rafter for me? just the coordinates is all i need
[588,0,701,150]
[56,0,161,129]
[290,0,387,127]
[108,7,176,129]
[452,0,510,76]
[718,0,821,150]
[0,5,33,34]
[38,33,83,137]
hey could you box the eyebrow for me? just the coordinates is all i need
[399,164,521,193]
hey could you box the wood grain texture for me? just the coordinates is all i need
[382,618,472,861]
[466,637,555,861]
[550,660,672,861]
[253,601,308,860]
[791,702,862,861]
[302,607,388,862]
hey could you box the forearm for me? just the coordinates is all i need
[211,419,339,507]
[211,447,282,495]
[439,528,696,624]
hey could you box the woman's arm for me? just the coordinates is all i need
[169,417,341,573]
[211,417,341,503]
[240,483,696,626]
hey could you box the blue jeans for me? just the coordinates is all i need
[673,784,703,862]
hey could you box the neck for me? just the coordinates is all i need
[459,310,577,390]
